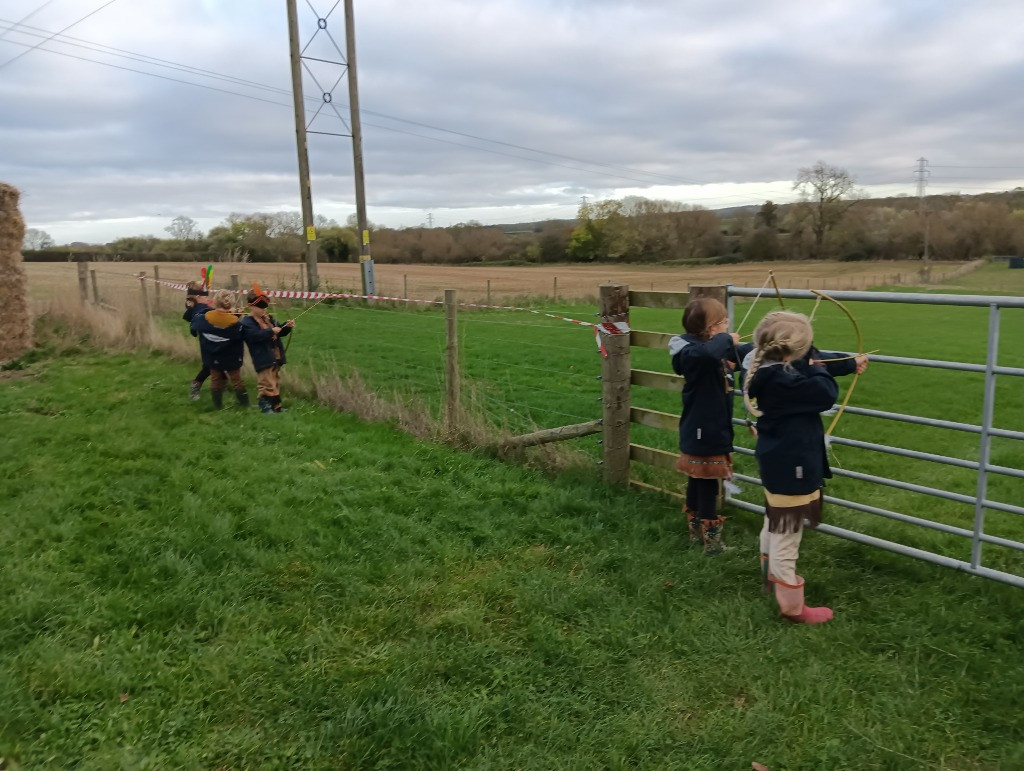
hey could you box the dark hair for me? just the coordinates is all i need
[682,297,727,338]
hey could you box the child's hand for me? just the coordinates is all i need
[285,320,295,329]
[728,332,740,345]
[272,326,282,335]
[854,354,869,374]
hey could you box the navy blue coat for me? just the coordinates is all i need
[746,355,840,495]
[190,310,245,371]
[240,315,290,372]
[670,332,753,456]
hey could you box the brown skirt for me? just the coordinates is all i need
[764,490,823,534]
[676,452,733,480]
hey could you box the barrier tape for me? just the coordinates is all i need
[138,274,631,355]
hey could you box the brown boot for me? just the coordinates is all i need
[700,516,727,556]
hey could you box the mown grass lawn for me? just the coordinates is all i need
[1,338,1022,769]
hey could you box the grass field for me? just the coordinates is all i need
[3,259,1023,767]
[2,337,1022,768]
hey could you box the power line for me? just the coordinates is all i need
[0,0,120,71]
[0,0,58,43]
[0,17,738,191]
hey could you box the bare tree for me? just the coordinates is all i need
[23,227,54,250]
[793,161,860,259]
[165,215,200,241]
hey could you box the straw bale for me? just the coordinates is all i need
[0,182,33,364]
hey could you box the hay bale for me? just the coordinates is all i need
[0,183,33,364]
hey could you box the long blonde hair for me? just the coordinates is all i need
[743,311,814,417]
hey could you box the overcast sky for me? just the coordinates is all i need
[3,0,1024,244]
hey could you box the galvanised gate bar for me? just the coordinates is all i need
[723,286,1024,588]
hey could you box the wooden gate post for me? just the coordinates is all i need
[444,288,460,436]
[688,284,727,306]
[90,270,99,304]
[76,261,89,303]
[600,284,631,485]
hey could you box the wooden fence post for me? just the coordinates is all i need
[139,271,151,318]
[600,283,631,486]
[403,273,408,299]
[90,270,99,304]
[153,265,161,312]
[553,276,558,301]
[486,279,491,306]
[444,288,460,436]
[76,261,89,303]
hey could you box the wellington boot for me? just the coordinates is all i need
[189,380,201,401]
[775,580,833,625]
[700,516,728,556]
[258,396,274,414]
[683,507,703,547]
[235,389,250,408]
[211,389,224,410]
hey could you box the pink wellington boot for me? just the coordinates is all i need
[774,579,833,625]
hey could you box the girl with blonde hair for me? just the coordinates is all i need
[742,310,867,624]
[669,296,752,554]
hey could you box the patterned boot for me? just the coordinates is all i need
[683,507,703,547]
[257,396,274,414]
[189,380,201,401]
[700,516,727,556]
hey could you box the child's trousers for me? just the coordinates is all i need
[210,368,244,391]
[759,489,822,588]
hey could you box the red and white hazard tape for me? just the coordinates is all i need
[140,274,630,355]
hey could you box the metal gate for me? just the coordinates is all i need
[603,284,1024,588]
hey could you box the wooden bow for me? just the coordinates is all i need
[809,288,864,438]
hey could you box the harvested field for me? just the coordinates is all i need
[26,259,973,305]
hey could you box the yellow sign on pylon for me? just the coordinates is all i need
[362,229,370,245]
[306,226,316,241]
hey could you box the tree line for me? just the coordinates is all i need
[22,162,1024,264]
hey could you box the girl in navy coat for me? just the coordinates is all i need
[669,297,752,554]
[743,310,868,624]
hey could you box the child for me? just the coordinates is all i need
[189,289,250,409]
[669,296,752,555]
[183,281,212,400]
[239,285,293,414]
[743,310,868,624]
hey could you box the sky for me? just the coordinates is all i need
[3,0,1024,245]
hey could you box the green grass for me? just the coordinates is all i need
[215,269,1024,577]
[2,344,1023,768]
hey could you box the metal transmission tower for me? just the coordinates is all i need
[284,0,375,294]
[916,157,931,263]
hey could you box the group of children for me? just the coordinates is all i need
[182,281,295,414]
[670,296,869,625]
